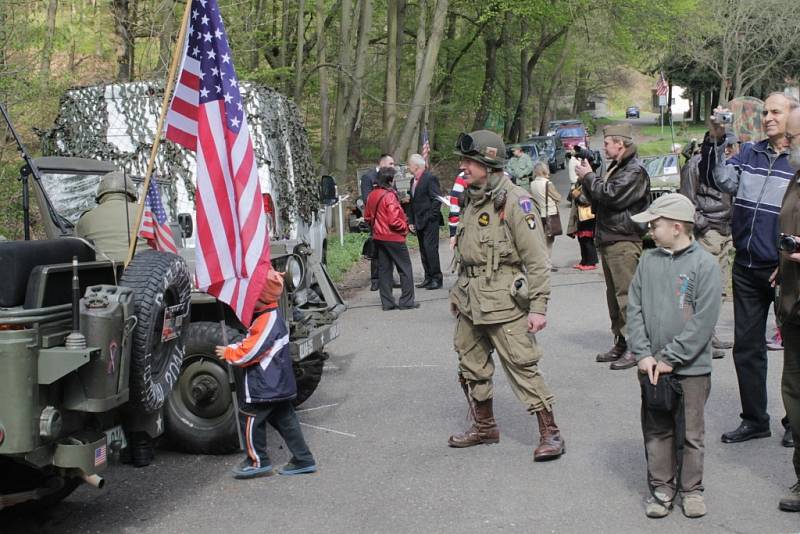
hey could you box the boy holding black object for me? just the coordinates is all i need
[627,193,721,519]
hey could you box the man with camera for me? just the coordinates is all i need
[777,107,800,512]
[679,133,738,358]
[575,123,650,370]
[699,92,799,446]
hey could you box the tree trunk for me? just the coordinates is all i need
[692,89,701,122]
[112,0,135,82]
[508,27,567,143]
[280,0,290,91]
[40,0,59,77]
[410,0,427,150]
[383,0,399,151]
[537,34,568,136]
[394,0,449,160]
[471,30,499,131]
[316,0,330,171]
[249,0,265,69]
[157,0,176,76]
[293,0,306,102]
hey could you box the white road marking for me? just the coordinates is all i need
[300,422,356,438]
[296,403,339,413]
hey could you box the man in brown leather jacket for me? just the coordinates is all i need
[778,107,800,512]
[576,123,650,370]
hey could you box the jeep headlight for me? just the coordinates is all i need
[285,256,304,291]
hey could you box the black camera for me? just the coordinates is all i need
[574,146,602,172]
[778,233,800,253]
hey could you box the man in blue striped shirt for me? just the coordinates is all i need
[700,92,800,446]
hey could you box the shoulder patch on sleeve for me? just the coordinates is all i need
[524,214,537,230]
[518,197,533,214]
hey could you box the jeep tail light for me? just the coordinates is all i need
[262,193,277,234]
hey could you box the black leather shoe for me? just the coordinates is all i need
[425,280,443,290]
[596,343,626,362]
[397,302,420,310]
[370,282,379,291]
[393,281,401,288]
[609,351,637,370]
[712,349,725,359]
[415,279,432,288]
[784,427,795,448]
[721,422,771,443]
[382,304,396,311]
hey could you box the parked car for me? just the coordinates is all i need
[546,119,582,137]
[554,123,590,151]
[527,135,566,173]
[625,106,640,119]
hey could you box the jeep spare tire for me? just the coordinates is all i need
[121,250,191,413]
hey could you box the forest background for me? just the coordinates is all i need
[1,0,799,239]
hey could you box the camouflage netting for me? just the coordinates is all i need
[39,80,318,236]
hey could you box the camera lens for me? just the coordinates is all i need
[779,234,799,253]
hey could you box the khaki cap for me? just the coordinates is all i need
[631,193,695,223]
[602,123,634,140]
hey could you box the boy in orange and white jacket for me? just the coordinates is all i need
[216,269,316,479]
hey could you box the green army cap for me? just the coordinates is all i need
[602,123,634,140]
[631,193,695,223]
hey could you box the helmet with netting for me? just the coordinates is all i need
[96,170,137,202]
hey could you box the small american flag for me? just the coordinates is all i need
[94,445,107,466]
[163,0,271,327]
[656,71,669,97]
[139,179,178,254]
[421,128,431,168]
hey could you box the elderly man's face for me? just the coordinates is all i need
[786,108,800,170]
[603,137,625,160]
[763,94,792,140]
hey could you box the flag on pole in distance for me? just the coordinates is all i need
[163,0,271,327]
[421,128,431,168]
[656,71,669,97]
[139,179,178,254]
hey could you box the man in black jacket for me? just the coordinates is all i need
[361,154,395,291]
[576,123,650,370]
[408,153,443,289]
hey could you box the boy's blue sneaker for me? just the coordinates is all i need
[278,462,317,476]
[231,458,273,479]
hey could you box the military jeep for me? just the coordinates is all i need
[0,152,344,510]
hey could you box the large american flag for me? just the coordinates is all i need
[656,71,669,97]
[139,179,178,254]
[164,0,270,327]
[421,128,431,168]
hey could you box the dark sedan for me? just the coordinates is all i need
[625,106,640,119]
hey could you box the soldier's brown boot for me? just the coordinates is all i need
[533,408,565,461]
[596,337,626,362]
[448,394,500,448]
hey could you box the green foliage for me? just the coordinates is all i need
[326,232,369,282]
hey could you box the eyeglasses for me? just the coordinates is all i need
[456,133,478,154]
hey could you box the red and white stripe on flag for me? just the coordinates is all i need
[656,72,669,97]
[163,0,271,327]
[139,179,178,254]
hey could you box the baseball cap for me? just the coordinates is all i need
[631,193,695,223]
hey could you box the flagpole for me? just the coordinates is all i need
[124,0,194,267]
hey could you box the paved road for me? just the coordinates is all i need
[4,167,797,533]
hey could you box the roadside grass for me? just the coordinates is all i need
[637,123,708,156]
[326,232,369,283]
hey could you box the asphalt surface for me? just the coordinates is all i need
[4,166,799,533]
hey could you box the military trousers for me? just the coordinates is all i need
[782,324,800,480]
[598,240,642,340]
[454,313,554,413]
[697,229,732,297]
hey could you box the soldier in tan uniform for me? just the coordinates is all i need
[448,130,564,461]
[76,170,146,262]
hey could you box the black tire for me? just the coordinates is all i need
[293,352,325,406]
[120,250,192,413]
[549,162,557,174]
[164,321,241,454]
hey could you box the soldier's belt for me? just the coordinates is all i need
[462,264,519,278]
